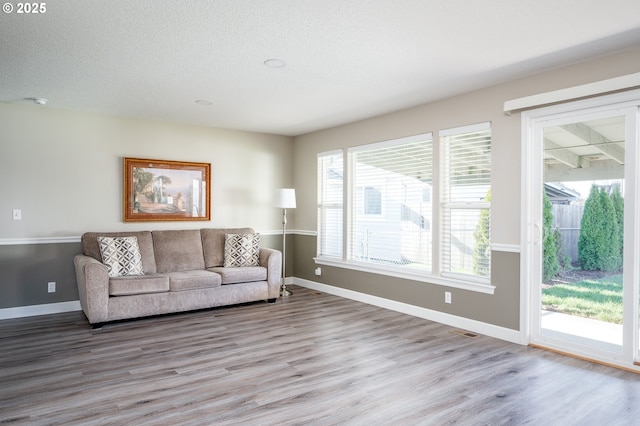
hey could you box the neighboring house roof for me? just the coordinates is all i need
[544,183,580,204]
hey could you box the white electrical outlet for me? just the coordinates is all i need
[12,209,21,221]
[445,291,452,304]
[48,282,56,293]
[315,267,322,276]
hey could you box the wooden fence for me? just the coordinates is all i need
[551,204,584,265]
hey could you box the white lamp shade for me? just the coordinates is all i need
[275,188,296,208]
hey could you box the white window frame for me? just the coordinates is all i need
[440,122,492,284]
[317,150,344,260]
[349,133,433,270]
[315,129,496,294]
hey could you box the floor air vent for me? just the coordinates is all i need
[449,329,479,338]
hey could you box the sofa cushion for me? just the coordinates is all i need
[165,270,222,291]
[97,236,145,278]
[153,230,205,273]
[82,231,157,274]
[224,233,260,267]
[109,274,169,296]
[207,266,267,284]
[201,227,254,268]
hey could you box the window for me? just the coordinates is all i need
[316,125,491,290]
[349,134,433,268]
[441,122,492,280]
[317,150,343,259]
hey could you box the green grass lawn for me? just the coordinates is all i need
[542,274,623,324]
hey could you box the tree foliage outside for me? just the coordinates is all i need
[611,186,624,260]
[543,192,560,280]
[473,190,491,277]
[578,185,622,271]
[553,227,572,270]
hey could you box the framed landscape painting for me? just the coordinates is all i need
[123,157,211,222]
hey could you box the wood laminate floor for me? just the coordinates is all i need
[2,285,640,425]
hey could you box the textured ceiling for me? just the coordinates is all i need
[1,0,640,136]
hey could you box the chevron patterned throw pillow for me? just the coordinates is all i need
[223,233,260,267]
[97,236,145,278]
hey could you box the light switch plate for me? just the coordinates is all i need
[12,209,21,220]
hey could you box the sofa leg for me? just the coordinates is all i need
[91,323,104,330]
[267,298,277,304]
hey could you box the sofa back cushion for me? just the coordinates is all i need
[201,227,254,268]
[82,231,157,274]
[153,229,205,273]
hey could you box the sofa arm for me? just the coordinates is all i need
[74,254,110,324]
[259,248,282,299]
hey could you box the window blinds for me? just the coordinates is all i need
[441,123,491,278]
[317,151,344,259]
[349,133,433,268]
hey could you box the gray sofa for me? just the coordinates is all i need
[74,228,282,325]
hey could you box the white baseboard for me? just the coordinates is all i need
[0,301,81,320]
[293,277,523,345]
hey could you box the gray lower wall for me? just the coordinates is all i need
[293,234,520,330]
[0,243,81,309]
[1,232,517,331]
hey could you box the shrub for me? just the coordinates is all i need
[473,190,491,277]
[578,185,622,271]
[611,186,624,259]
[543,192,560,280]
[598,188,622,271]
[553,226,571,270]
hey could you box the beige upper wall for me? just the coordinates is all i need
[0,104,294,239]
[1,46,638,241]
[293,46,640,246]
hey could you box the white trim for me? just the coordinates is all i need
[318,148,343,157]
[491,243,520,253]
[439,121,491,136]
[0,236,80,246]
[314,257,496,294]
[289,229,317,237]
[0,231,317,245]
[261,229,317,236]
[504,72,640,114]
[349,132,433,152]
[0,301,81,320]
[294,277,521,344]
[257,230,281,236]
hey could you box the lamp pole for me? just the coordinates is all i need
[275,188,296,297]
[281,207,291,296]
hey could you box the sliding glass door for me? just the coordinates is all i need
[524,91,640,369]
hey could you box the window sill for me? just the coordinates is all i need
[314,257,496,295]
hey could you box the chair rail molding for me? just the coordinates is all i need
[0,236,81,246]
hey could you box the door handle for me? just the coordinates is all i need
[534,223,542,245]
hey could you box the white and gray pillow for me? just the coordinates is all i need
[223,233,260,267]
[97,236,144,277]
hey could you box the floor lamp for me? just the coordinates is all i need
[275,188,296,297]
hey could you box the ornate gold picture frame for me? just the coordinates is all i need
[123,157,211,222]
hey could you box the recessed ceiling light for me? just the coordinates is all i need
[31,97,47,105]
[195,99,213,106]
[264,59,286,68]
